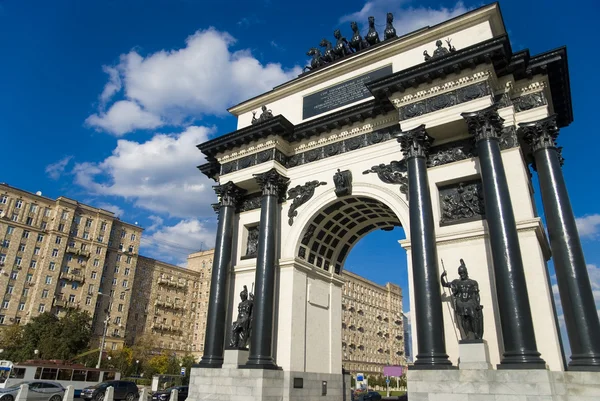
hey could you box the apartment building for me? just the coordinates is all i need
[341,270,405,376]
[0,183,142,351]
[125,251,213,356]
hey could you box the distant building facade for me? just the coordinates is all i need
[0,183,143,351]
[402,313,412,362]
[125,252,213,356]
[341,270,405,376]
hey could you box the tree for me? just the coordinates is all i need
[107,347,135,377]
[0,325,24,361]
[180,354,195,385]
[145,353,170,376]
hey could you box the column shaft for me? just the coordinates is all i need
[463,106,546,369]
[245,168,288,369]
[397,125,452,368]
[199,182,245,368]
[521,117,600,370]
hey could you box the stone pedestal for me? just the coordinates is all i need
[187,365,349,401]
[223,348,249,369]
[407,369,600,400]
[459,340,492,370]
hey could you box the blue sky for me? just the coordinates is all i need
[1,0,599,358]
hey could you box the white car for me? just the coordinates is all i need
[0,381,65,401]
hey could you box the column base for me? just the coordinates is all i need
[195,355,223,369]
[498,350,547,369]
[568,354,600,371]
[412,351,454,369]
[497,363,547,370]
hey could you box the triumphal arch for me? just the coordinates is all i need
[189,3,600,400]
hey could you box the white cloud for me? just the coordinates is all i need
[87,28,301,135]
[340,0,470,38]
[576,214,600,239]
[141,218,216,265]
[45,156,73,180]
[73,125,216,218]
[147,215,164,232]
[94,202,125,218]
[85,100,164,136]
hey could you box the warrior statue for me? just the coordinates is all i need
[441,259,484,340]
[229,285,255,348]
[251,105,274,125]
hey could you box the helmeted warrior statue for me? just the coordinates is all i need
[229,285,254,348]
[441,259,484,340]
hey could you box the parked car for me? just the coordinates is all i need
[359,391,382,401]
[0,381,65,401]
[80,381,139,401]
[151,386,188,401]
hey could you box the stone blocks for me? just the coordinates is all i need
[458,340,492,370]
[407,369,600,401]
[187,366,349,401]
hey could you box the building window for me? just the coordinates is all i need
[96,247,101,255]
[120,230,126,239]
[88,284,94,295]
[41,289,48,298]
[41,221,47,230]
[34,247,40,255]
[119,243,123,251]
[61,211,68,220]
[22,231,30,239]
[15,256,22,266]
[112,278,117,286]
[71,228,78,237]
[11,214,18,222]
[66,255,72,262]
[93,259,99,267]
[0,316,4,325]
[68,294,75,303]
[49,262,55,271]
[2,301,9,309]
[130,234,136,241]
[25,217,33,225]
[86,297,91,305]
[119,292,126,300]
[126,256,131,264]
[74,215,81,225]
[91,271,97,279]
[7,285,13,294]
[6,226,14,235]
[0,195,7,204]
[124,268,130,276]
[1,239,9,248]
[39,304,45,313]
[22,288,28,297]
[58,223,65,232]
[118,304,123,312]
[71,282,78,290]
[86,219,92,228]
[0,253,6,264]
[59,280,66,288]
[101,222,107,231]
[83,232,89,240]
[98,235,104,243]
[18,244,25,252]
[55,236,62,245]
[122,280,128,288]
[52,249,58,257]
[45,276,52,284]
[9,272,17,281]
[115,317,121,325]
[116,255,121,262]
[15,200,23,209]
[18,303,25,311]
[114,266,119,274]
[44,208,51,217]
[14,317,21,325]
[29,204,38,213]
[81,244,87,251]
[128,246,134,253]
[30,260,37,268]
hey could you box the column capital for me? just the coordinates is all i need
[395,124,434,159]
[213,181,247,208]
[461,104,505,142]
[519,114,560,152]
[254,168,290,200]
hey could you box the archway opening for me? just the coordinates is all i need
[296,195,409,380]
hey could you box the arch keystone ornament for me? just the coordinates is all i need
[520,115,600,371]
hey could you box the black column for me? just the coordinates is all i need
[199,182,245,368]
[462,105,546,369]
[244,168,289,369]
[396,125,452,369]
[520,115,600,371]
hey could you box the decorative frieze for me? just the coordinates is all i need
[362,160,408,195]
[239,194,262,212]
[245,226,259,258]
[398,82,491,121]
[513,91,547,113]
[220,148,287,175]
[287,181,327,225]
[439,180,486,225]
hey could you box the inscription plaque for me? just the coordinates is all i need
[302,65,393,119]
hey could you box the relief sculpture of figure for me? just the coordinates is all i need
[441,259,484,340]
[229,285,254,349]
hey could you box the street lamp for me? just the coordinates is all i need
[34,349,39,359]
[135,360,140,375]
[96,289,131,369]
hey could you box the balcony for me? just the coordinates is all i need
[154,300,185,310]
[157,277,187,289]
[66,247,91,258]
[59,272,85,283]
[151,323,183,334]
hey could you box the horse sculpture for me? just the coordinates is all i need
[366,16,380,46]
[304,47,325,72]
[384,12,397,40]
[349,21,369,52]
[333,29,352,58]
[319,38,337,63]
